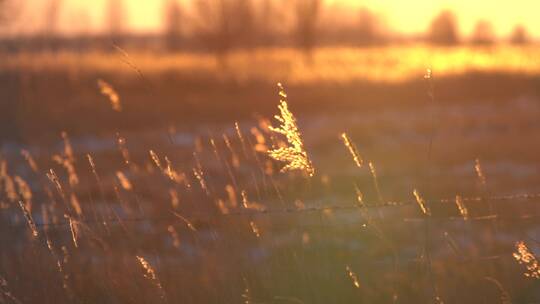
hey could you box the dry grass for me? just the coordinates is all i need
[268,83,314,176]
[97,79,122,112]
[513,241,540,279]
[0,96,537,302]
[1,46,540,303]
[340,132,363,168]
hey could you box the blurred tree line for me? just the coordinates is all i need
[427,10,530,46]
[0,0,534,55]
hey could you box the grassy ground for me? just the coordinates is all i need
[2,45,540,140]
[1,46,540,303]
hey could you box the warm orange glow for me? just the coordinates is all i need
[329,0,540,38]
[4,0,540,38]
[4,45,540,83]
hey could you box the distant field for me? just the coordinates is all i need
[2,45,540,303]
[2,45,540,140]
[2,44,540,84]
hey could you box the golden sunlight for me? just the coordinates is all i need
[2,0,540,303]
[4,0,540,38]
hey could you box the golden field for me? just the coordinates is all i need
[3,44,540,84]
[1,45,540,303]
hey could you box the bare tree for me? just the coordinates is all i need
[357,7,383,46]
[427,10,459,45]
[0,0,8,25]
[0,0,25,41]
[471,20,495,45]
[510,25,529,45]
[192,0,233,60]
[164,0,182,51]
[192,0,257,63]
[233,0,255,47]
[108,0,125,42]
[44,0,62,37]
[255,0,278,45]
[293,0,321,59]
[41,0,62,49]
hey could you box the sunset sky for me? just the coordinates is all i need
[3,0,539,39]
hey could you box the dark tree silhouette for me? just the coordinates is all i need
[427,10,459,45]
[0,0,23,139]
[471,20,495,45]
[0,1,28,42]
[510,25,529,45]
[293,0,321,60]
[108,0,125,42]
[42,0,63,50]
[255,0,278,45]
[44,0,62,36]
[357,7,382,46]
[0,0,24,24]
[164,0,182,51]
[0,0,8,24]
[192,0,257,63]
[193,0,234,61]
[232,0,256,48]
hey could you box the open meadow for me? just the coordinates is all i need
[1,43,540,303]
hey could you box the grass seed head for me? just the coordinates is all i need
[268,83,314,176]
